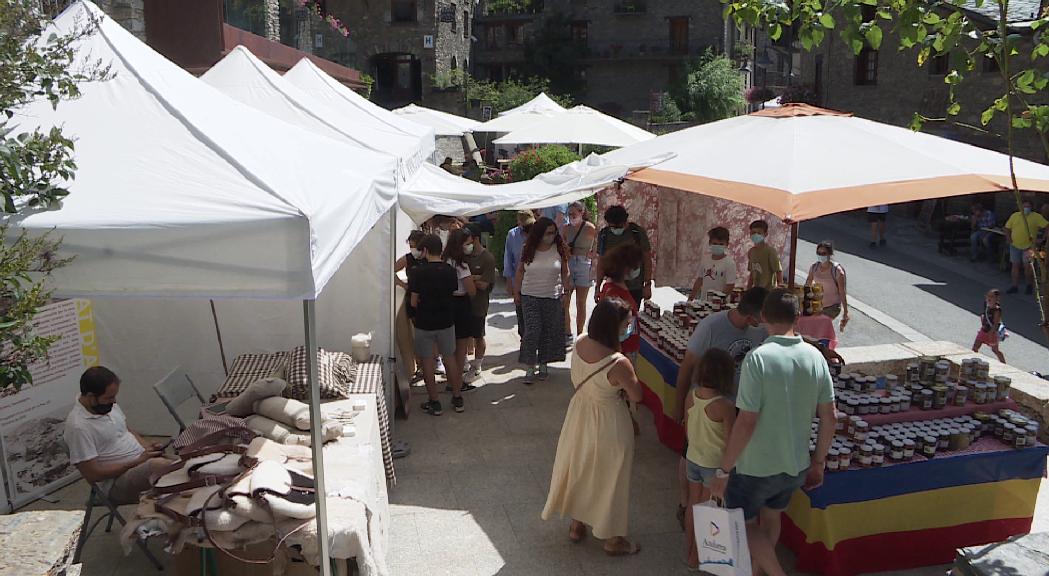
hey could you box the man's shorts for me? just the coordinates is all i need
[1009,245,1033,264]
[414,326,455,359]
[462,314,486,339]
[867,212,887,223]
[726,469,807,521]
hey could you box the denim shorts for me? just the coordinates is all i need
[1009,245,1032,264]
[685,460,717,485]
[568,255,593,287]
[726,469,807,521]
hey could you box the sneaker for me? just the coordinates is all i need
[565,332,574,347]
[451,395,465,413]
[445,382,478,392]
[1006,286,1019,294]
[879,238,887,247]
[869,242,877,249]
[435,359,446,376]
[421,400,443,416]
[537,365,550,381]
[1026,284,1034,295]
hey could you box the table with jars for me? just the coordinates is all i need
[780,356,1049,576]
[634,289,839,452]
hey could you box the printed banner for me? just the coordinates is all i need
[0,299,98,510]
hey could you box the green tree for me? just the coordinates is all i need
[467,76,573,114]
[1,0,106,390]
[670,49,746,124]
[718,0,1049,340]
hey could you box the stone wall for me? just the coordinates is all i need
[98,0,145,40]
[800,34,1047,163]
[474,0,733,115]
[328,0,474,103]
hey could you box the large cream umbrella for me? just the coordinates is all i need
[603,103,1049,283]
[392,103,480,137]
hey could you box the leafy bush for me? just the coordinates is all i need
[650,94,683,123]
[508,145,581,182]
[778,84,819,106]
[467,76,573,114]
[669,48,745,124]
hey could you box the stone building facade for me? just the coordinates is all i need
[473,0,735,116]
[325,0,476,107]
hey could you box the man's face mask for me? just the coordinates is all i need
[91,394,115,415]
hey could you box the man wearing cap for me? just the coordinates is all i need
[464,223,497,381]
[64,366,174,504]
[504,210,535,337]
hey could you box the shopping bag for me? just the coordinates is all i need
[693,500,752,576]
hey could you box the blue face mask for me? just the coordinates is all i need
[817,255,830,264]
[711,245,727,257]
[610,227,625,236]
[619,320,635,342]
[628,267,641,280]
[751,233,765,244]
[1024,207,1033,215]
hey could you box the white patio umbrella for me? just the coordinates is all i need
[470,109,562,134]
[497,92,567,116]
[603,103,1049,282]
[392,103,480,137]
[493,105,656,147]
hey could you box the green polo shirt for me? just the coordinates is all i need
[735,335,834,477]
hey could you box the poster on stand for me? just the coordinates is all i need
[0,299,98,510]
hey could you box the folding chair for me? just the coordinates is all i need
[153,366,205,433]
[72,482,163,571]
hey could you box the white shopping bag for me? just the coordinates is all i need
[693,500,752,576]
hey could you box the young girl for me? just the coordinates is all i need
[683,348,737,571]
[973,288,1006,362]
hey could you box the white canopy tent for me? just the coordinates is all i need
[392,103,480,137]
[493,105,656,148]
[284,59,436,174]
[6,5,403,573]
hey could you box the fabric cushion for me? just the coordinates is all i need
[219,352,289,398]
[285,346,356,401]
[226,377,287,417]
[253,397,311,431]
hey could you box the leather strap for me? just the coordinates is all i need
[572,356,619,398]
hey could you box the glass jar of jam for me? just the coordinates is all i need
[994,376,1012,401]
[890,440,904,461]
[920,389,934,410]
[937,429,950,450]
[903,439,916,458]
[922,435,937,458]
[1015,429,1028,448]
[872,444,885,466]
[1003,424,1016,444]
[953,385,968,406]
[859,445,873,467]
[827,449,840,471]
[880,398,892,414]
[839,447,852,469]
[854,421,869,442]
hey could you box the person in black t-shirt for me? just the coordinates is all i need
[410,233,466,415]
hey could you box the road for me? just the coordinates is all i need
[797,211,1049,375]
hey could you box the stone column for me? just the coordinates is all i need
[263,0,280,42]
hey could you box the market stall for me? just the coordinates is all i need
[634,286,1048,576]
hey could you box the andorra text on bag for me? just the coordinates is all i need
[692,500,752,576]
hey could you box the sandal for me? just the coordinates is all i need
[568,521,587,543]
[603,538,641,557]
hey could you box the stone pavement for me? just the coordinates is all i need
[19,288,1048,576]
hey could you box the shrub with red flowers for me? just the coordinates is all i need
[745,85,777,105]
[296,0,349,37]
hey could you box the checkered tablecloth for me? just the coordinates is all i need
[348,355,394,482]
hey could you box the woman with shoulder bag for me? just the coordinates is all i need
[806,240,850,332]
[563,201,597,346]
[541,297,643,556]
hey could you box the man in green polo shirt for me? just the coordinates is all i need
[710,288,836,576]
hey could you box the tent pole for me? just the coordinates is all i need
[304,300,333,576]
[788,222,799,289]
[209,300,229,376]
[388,209,398,435]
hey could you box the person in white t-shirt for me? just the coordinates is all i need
[63,367,173,504]
[689,226,737,302]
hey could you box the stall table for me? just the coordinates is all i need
[635,333,1049,576]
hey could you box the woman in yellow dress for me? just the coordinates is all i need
[541,297,643,556]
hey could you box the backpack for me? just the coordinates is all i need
[808,261,845,292]
[597,223,644,255]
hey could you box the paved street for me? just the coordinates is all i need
[799,211,1049,375]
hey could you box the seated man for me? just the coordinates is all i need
[969,202,996,261]
[63,366,173,505]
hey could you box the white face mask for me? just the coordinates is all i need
[410,248,422,259]
[817,255,830,264]
[464,243,475,255]
[610,227,625,236]
[628,267,641,280]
